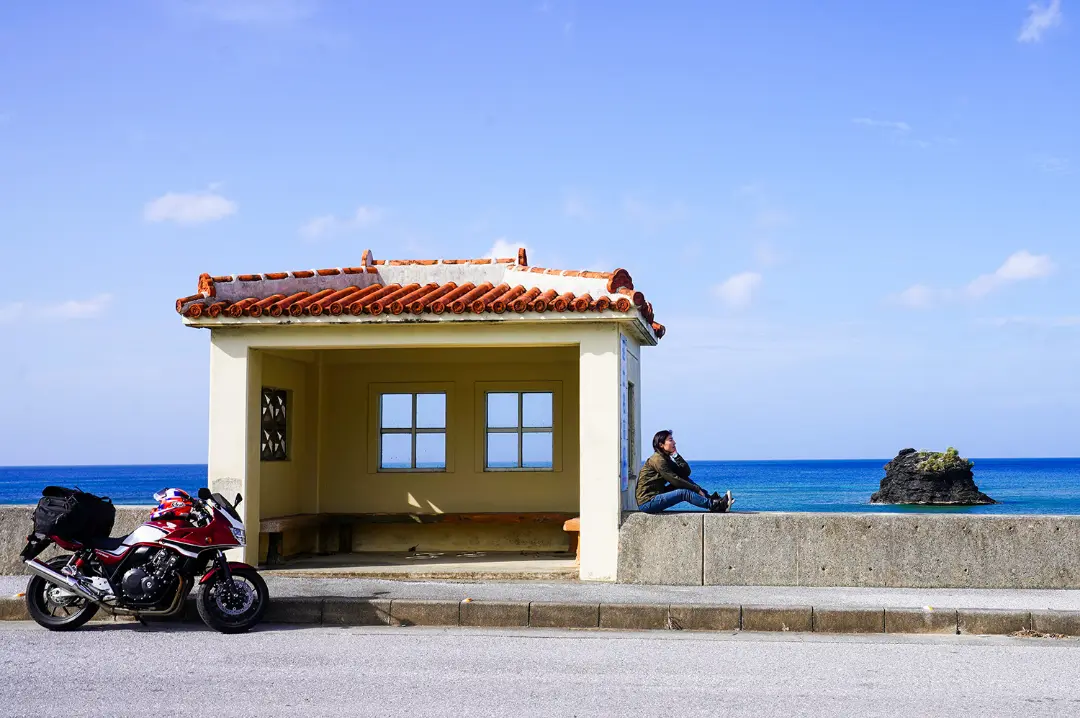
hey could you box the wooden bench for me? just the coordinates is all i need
[259,512,580,562]
[562,517,580,564]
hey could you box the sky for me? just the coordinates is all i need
[0,0,1077,464]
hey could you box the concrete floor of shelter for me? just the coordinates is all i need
[259,551,580,581]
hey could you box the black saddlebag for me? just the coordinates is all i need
[32,486,116,543]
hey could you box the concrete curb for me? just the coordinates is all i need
[3,596,1079,637]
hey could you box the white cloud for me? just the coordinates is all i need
[1034,155,1072,174]
[0,295,112,323]
[966,250,1055,297]
[41,294,113,320]
[488,238,528,261]
[896,251,1055,308]
[713,272,763,309]
[144,190,237,225]
[1018,0,1063,43]
[299,206,382,240]
[853,118,912,133]
[893,284,937,309]
[177,0,317,25]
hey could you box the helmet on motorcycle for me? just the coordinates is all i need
[151,488,194,521]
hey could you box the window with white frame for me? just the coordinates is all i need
[378,392,447,471]
[485,391,554,470]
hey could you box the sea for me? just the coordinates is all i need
[1,459,1079,514]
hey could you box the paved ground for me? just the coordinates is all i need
[1,622,1078,717]
[7,574,1079,611]
[261,551,579,580]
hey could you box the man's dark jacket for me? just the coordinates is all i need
[635,451,703,506]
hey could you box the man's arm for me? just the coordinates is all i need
[650,455,700,493]
[669,453,692,479]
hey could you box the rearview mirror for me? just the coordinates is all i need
[234,493,243,507]
[198,488,212,500]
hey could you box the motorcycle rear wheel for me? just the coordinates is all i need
[196,567,268,634]
[25,555,100,631]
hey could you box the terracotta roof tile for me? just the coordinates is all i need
[390,283,440,315]
[491,285,526,314]
[349,285,400,315]
[430,283,475,313]
[531,289,559,313]
[511,287,542,313]
[332,285,382,315]
[451,283,493,314]
[271,291,310,317]
[370,284,420,315]
[409,282,458,314]
[177,248,663,338]
[471,283,510,314]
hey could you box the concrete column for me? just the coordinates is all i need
[207,333,262,565]
[578,325,622,581]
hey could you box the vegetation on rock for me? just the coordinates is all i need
[916,447,974,473]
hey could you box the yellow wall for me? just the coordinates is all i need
[258,353,319,518]
[316,346,580,514]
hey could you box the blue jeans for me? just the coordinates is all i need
[638,489,711,513]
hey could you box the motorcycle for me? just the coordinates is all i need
[19,487,269,634]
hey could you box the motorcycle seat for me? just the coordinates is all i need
[90,535,127,551]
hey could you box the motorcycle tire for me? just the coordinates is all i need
[196,566,269,634]
[25,555,100,631]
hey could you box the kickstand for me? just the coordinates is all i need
[136,614,149,628]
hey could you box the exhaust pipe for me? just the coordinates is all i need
[24,559,108,605]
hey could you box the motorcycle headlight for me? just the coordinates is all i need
[230,527,246,546]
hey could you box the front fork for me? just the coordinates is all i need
[214,550,234,583]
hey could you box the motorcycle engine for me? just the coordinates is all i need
[122,549,178,602]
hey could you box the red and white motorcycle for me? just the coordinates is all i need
[20,487,269,633]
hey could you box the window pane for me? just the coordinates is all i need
[380,394,413,429]
[522,431,553,468]
[415,432,446,469]
[486,432,519,468]
[522,392,553,428]
[380,433,412,469]
[487,393,518,429]
[416,393,446,429]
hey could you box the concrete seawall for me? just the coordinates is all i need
[0,506,151,575]
[618,511,1080,589]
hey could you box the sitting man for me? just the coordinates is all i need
[636,430,734,513]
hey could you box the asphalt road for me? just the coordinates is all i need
[2,623,1078,717]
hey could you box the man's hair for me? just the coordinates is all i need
[652,430,673,454]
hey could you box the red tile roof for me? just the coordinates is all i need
[176,247,665,339]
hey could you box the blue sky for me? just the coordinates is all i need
[1,0,1076,464]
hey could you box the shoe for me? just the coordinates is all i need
[710,490,735,513]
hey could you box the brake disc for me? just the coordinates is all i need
[214,580,256,616]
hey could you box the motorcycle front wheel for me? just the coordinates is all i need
[25,555,100,631]
[196,567,269,634]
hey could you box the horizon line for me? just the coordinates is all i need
[2,456,1080,470]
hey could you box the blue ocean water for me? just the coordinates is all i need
[0,459,1078,514]
[685,458,1080,515]
[0,465,207,505]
